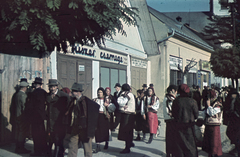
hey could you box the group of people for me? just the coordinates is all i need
[9,77,161,157]
[163,83,240,157]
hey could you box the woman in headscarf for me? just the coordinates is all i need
[105,87,117,132]
[172,84,198,157]
[117,83,136,154]
[92,87,110,153]
[141,87,160,144]
[202,90,223,157]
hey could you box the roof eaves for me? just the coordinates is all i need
[174,30,214,52]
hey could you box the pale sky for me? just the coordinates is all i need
[146,0,229,15]
[146,0,210,12]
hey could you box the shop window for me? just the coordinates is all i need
[187,73,197,87]
[101,67,126,94]
[170,70,182,86]
[100,67,110,88]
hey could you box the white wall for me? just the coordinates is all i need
[92,61,99,99]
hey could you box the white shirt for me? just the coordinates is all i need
[141,96,160,115]
[95,98,105,112]
[117,92,135,113]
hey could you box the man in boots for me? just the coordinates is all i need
[64,83,99,157]
[46,79,70,157]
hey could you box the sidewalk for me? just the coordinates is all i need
[0,110,236,157]
[0,123,236,157]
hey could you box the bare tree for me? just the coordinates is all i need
[176,58,197,84]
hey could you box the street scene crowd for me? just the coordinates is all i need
[9,77,240,157]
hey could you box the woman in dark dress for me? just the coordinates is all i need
[172,84,199,157]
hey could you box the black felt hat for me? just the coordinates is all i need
[47,79,58,86]
[114,83,121,88]
[71,82,84,92]
[34,77,43,84]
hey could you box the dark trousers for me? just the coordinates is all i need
[113,112,121,129]
[16,120,29,149]
[48,130,65,157]
[32,120,47,153]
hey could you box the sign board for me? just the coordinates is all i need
[169,56,182,70]
[132,58,147,68]
[61,44,128,65]
[200,60,211,71]
[79,65,85,71]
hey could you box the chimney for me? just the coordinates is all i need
[210,0,213,14]
[176,16,182,22]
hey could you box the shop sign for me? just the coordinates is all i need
[132,58,147,68]
[169,56,182,70]
[63,44,128,65]
[200,60,211,71]
[79,65,85,71]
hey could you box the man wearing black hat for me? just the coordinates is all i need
[142,84,148,96]
[14,81,31,154]
[46,79,70,157]
[27,77,48,156]
[10,78,28,142]
[113,83,122,131]
[64,82,99,157]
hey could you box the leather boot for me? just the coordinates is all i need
[104,142,108,149]
[134,134,141,141]
[146,133,153,144]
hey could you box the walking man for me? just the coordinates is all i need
[64,83,99,157]
[46,79,70,157]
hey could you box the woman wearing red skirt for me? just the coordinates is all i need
[141,87,159,144]
[202,90,223,157]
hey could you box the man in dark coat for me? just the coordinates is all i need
[27,77,48,156]
[64,82,99,157]
[192,85,202,110]
[14,81,31,154]
[142,84,148,96]
[172,84,199,157]
[46,79,70,157]
[113,83,122,131]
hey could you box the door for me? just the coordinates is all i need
[57,55,77,88]
[77,60,92,99]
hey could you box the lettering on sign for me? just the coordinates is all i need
[65,44,128,65]
[132,59,147,68]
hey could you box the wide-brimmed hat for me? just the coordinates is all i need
[19,81,29,87]
[19,78,28,82]
[47,79,58,86]
[34,77,43,84]
[71,83,84,92]
[142,84,147,88]
[114,83,121,88]
[149,83,154,87]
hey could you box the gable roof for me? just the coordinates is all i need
[148,6,213,52]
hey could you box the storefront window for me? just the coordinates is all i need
[111,69,118,92]
[101,67,126,94]
[187,73,197,87]
[119,70,126,85]
[170,70,182,86]
[100,67,110,88]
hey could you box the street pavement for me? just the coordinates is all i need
[0,110,238,157]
